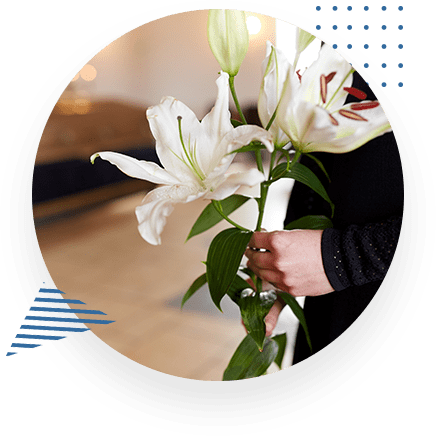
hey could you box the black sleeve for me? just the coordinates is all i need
[321,216,402,291]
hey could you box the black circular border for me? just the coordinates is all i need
[1,2,434,434]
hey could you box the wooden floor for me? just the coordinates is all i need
[35,168,296,381]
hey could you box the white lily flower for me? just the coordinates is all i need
[91,73,273,245]
[276,43,392,154]
[258,41,291,148]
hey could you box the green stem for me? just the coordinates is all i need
[265,105,278,131]
[254,182,269,295]
[255,150,264,175]
[266,150,301,185]
[211,200,250,232]
[255,183,268,232]
[268,150,277,179]
[229,76,247,125]
[287,150,301,171]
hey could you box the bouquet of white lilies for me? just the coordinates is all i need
[91,10,391,380]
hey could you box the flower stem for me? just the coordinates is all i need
[268,150,277,179]
[265,105,278,131]
[229,76,247,125]
[255,183,268,232]
[211,200,250,232]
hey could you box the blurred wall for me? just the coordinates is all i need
[76,10,276,118]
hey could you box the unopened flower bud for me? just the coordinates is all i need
[207,9,249,77]
[295,27,316,57]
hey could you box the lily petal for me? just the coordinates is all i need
[258,41,291,146]
[298,44,353,110]
[91,151,180,185]
[205,124,274,182]
[291,101,337,149]
[317,102,392,153]
[194,72,234,175]
[206,167,265,200]
[146,96,201,184]
[135,184,202,245]
[225,124,275,153]
[200,72,233,141]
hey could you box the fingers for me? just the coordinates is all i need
[247,231,275,251]
[246,259,281,286]
[241,298,285,337]
[245,246,274,269]
[264,299,285,336]
[245,277,274,291]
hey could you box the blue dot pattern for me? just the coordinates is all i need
[315,5,404,88]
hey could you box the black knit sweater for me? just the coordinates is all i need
[285,73,404,364]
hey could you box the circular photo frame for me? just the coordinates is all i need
[2,4,434,434]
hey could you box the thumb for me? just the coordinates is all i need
[264,298,285,336]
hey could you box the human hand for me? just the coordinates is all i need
[245,229,335,298]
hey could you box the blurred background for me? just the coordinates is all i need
[33,10,320,380]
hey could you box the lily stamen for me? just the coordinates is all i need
[177,115,206,182]
[320,72,337,106]
[320,74,327,104]
[329,114,339,125]
[350,101,380,111]
[338,109,368,121]
[344,87,367,100]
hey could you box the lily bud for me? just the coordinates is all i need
[207,9,249,77]
[295,27,316,56]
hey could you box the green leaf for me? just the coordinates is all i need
[278,292,312,353]
[239,290,276,351]
[181,273,207,308]
[305,153,331,182]
[231,119,244,128]
[284,215,333,231]
[206,228,253,310]
[222,334,279,381]
[229,142,266,154]
[186,195,251,241]
[270,162,335,216]
[272,333,287,369]
[226,274,252,305]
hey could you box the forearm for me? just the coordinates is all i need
[322,216,402,291]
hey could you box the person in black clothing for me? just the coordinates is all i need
[245,72,403,364]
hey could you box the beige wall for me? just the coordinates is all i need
[73,10,276,118]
